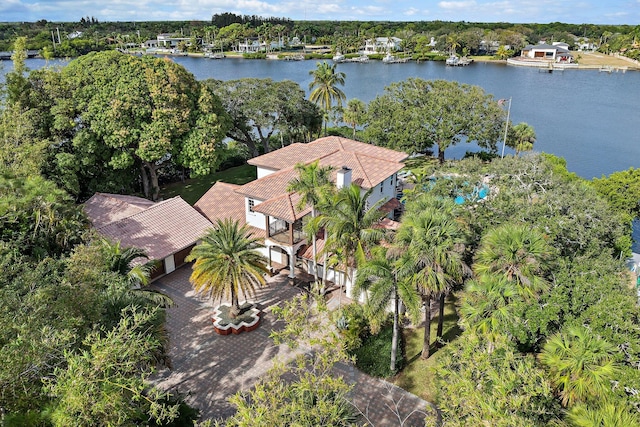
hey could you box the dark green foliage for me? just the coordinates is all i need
[351,321,404,378]
[0,172,88,258]
[430,153,638,424]
[363,79,504,162]
[591,167,640,219]
[335,303,370,352]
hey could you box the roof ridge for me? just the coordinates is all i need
[98,196,182,230]
[351,152,372,188]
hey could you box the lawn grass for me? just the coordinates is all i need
[159,164,257,205]
[393,295,462,403]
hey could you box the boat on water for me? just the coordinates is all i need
[332,52,346,63]
[382,53,409,64]
[345,54,369,63]
[284,53,305,61]
[205,52,225,59]
[445,55,473,66]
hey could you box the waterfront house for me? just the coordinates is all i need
[194,136,407,297]
[84,193,213,281]
[362,37,403,54]
[521,43,574,62]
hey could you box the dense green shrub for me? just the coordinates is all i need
[335,303,369,352]
[351,322,403,377]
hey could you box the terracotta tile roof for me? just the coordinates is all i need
[317,151,404,189]
[380,198,402,214]
[84,192,156,228]
[248,136,408,171]
[236,168,300,200]
[247,143,330,170]
[97,196,213,261]
[238,149,403,200]
[311,136,408,163]
[297,237,326,261]
[193,182,266,239]
[252,192,311,223]
[194,182,246,225]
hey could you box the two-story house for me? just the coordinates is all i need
[362,37,403,54]
[194,136,407,297]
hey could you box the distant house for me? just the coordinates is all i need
[520,43,574,63]
[237,38,284,53]
[156,33,193,48]
[67,31,83,39]
[84,193,213,281]
[194,136,406,297]
[362,37,402,54]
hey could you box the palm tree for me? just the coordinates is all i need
[308,61,346,135]
[342,98,366,139]
[473,224,552,299]
[567,402,640,426]
[354,246,421,372]
[538,326,619,407]
[509,122,536,155]
[446,34,460,55]
[396,199,466,359]
[100,238,158,287]
[320,184,387,303]
[495,45,511,60]
[459,274,520,336]
[187,218,269,318]
[287,161,334,288]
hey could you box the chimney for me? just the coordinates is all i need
[336,166,352,189]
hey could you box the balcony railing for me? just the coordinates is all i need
[268,219,305,245]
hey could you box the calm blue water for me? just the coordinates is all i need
[2,56,639,179]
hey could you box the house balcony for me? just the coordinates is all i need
[267,218,305,246]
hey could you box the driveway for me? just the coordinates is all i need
[151,265,431,425]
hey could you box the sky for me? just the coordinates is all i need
[1,0,639,25]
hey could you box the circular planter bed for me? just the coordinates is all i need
[212,302,261,335]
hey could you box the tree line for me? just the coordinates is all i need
[2,17,639,60]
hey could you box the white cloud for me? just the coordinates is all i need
[438,1,477,11]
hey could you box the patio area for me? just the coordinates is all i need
[151,264,431,425]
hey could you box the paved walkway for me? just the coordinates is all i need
[151,265,430,426]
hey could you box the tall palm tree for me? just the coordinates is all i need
[287,160,334,288]
[342,98,366,139]
[402,194,469,341]
[354,246,421,372]
[308,61,346,135]
[321,184,387,302]
[396,198,466,359]
[538,326,619,407]
[473,223,552,299]
[509,122,536,155]
[187,218,269,318]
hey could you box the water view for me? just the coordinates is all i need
[3,56,639,179]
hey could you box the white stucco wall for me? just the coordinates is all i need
[363,174,398,217]
[256,166,277,179]
[245,197,266,229]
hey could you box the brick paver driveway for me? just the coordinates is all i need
[151,265,432,426]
